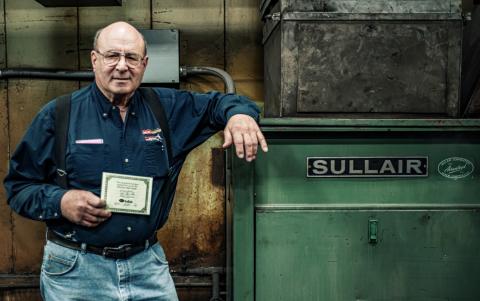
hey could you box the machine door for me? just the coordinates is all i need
[256,210,480,300]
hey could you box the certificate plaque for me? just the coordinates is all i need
[101,172,152,215]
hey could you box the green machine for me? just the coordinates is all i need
[227,118,480,300]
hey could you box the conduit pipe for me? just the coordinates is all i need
[0,66,236,93]
[173,267,226,301]
[0,69,94,81]
[180,66,236,94]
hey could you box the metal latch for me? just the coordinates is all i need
[368,219,378,244]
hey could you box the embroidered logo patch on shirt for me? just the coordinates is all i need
[142,128,163,142]
[142,128,162,135]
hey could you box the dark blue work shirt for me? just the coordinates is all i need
[4,83,260,246]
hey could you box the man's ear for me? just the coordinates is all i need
[143,56,149,69]
[91,50,98,72]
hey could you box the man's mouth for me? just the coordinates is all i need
[113,77,130,81]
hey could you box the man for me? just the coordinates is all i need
[4,21,267,300]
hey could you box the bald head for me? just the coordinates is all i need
[93,21,147,55]
[90,21,149,105]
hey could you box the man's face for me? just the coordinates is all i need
[91,24,148,101]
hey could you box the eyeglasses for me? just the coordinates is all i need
[95,50,144,67]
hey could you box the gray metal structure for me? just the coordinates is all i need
[262,0,463,117]
[261,0,462,16]
[140,29,180,84]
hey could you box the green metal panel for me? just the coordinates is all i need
[259,118,480,128]
[256,210,480,300]
[229,119,480,301]
[255,132,480,205]
[231,150,255,300]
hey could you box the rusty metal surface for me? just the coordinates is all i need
[0,0,12,274]
[158,136,226,268]
[0,81,11,274]
[295,21,456,113]
[152,0,227,271]
[0,288,42,301]
[263,13,462,117]
[261,0,462,16]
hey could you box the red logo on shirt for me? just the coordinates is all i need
[142,128,162,142]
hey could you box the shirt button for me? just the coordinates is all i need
[39,215,43,219]
[124,158,129,163]
[131,111,136,116]
[54,213,58,217]
[126,226,132,232]
[102,113,108,118]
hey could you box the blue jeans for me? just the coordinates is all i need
[40,240,179,301]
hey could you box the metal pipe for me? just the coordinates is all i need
[176,267,225,275]
[180,66,236,94]
[0,69,94,80]
[0,66,237,94]
[210,272,222,301]
[172,267,226,301]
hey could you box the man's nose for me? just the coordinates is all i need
[115,55,128,71]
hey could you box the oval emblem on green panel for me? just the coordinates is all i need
[437,157,474,180]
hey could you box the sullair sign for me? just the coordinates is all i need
[307,157,428,178]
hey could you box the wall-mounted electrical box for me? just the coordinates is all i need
[140,29,180,84]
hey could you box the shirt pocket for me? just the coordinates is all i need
[67,143,108,187]
[143,140,169,178]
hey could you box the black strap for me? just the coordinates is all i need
[139,88,174,226]
[139,87,173,165]
[55,94,71,189]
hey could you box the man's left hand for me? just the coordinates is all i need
[223,114,268,162]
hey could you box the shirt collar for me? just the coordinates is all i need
[92,83,139,118]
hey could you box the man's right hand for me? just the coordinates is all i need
[60,190,112,227]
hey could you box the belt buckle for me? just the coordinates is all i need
[102,244,133,258]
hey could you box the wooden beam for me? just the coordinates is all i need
[6,0,78,273]
[0,0,13,274]
[0,275,39,289]
[225,0,264,102]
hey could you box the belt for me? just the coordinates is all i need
[46,229,157,259]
